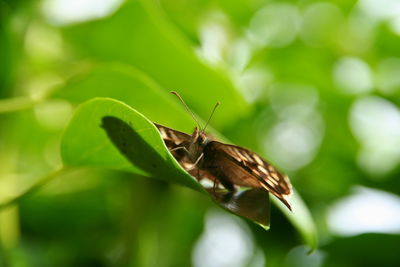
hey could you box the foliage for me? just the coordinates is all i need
[1,0,400,266]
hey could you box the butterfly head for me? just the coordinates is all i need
[191,127,209,145]
[185,127,207,161]
[170,90,218,150]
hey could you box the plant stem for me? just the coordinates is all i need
[0,166,67,210]
[0,97,38,114]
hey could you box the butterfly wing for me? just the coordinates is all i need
[154,123,191,146]
[205,141,292,210]
[154,123,293,210]
[154,123,192,163]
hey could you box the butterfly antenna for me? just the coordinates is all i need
[202,101,220,132]
[170,91,202,129]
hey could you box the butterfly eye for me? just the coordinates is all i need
[199,135,207,145]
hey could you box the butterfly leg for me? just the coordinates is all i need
[210,177,219,198]
[187,153,204,171]
[219,177,235,192]
[212,177,219,192]
[169,146,189,153]
[205,165,236,192]
[210,175,234,201]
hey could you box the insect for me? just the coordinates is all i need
[154,92,292,211]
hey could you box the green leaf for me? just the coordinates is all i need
[61,1,248,127]
[54,63,198,133]
[61,97,201,191]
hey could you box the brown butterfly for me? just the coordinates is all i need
[154,92,292,211]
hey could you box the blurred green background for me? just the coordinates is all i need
[1,0,400,266]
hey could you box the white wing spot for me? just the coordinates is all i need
[268,176,279,185]
[265,179,275,188]
[253,155,264,165]
[243,153,253,162]
[159,128,167,138]
[229,148,247,162]
[169,131,176,139]
[270,172,280,181]
[268,165,276,172]
[237,153,248,162]
[253,169,261,176]
[257,165,268,174]
[168,131,180,144]
[182,162,193,169]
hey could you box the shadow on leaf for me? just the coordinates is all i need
[101,116,172,176]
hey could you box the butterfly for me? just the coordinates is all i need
[154,92,292,211]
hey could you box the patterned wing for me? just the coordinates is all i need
[154,123,192,161]
[206,141,292,210]
[154,123,191,146]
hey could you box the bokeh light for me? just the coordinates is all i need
[328,187,400,236]
[192,211,260,267]
[248,3,300,48]
[349,96,400,176]
[263,84,323,170]
[42,0,124,25]
[333,57,373,95]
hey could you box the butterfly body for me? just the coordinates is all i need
[155,123,293,210]
[186,128,208,163]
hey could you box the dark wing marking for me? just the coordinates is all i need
[207,141,292,210]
